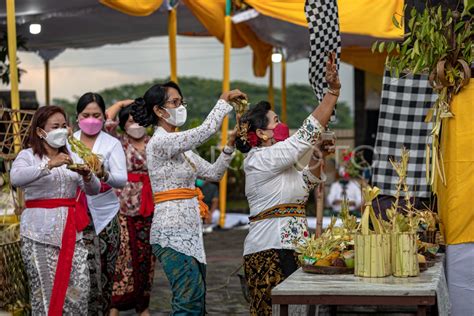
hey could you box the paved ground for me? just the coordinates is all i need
[124,228,250,316]
[121,228,419,316]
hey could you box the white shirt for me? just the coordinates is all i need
[327,180,362,213]
[10,148,100,247]
[70,130,127,234]
[148,100,233,264]
[243,115,325,256]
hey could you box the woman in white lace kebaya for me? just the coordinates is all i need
[131,81,245,315]
[11,106,100,315]
[235,54,340,315]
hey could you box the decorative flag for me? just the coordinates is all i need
[372,69,437,198]
[305,0,341,109]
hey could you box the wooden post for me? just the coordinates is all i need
[218,0,232,228]
[6,0,20,153]
[281,57,287,123]
[315,183,324,237]
[45,60,50,105]
[268,62,274,110]
[168,7,178,83]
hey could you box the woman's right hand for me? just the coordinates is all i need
[48,153,72,169]
[220,89,247,102]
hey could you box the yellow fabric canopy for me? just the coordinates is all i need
[99,0,403,75]
[183,0,272,77]
[437,81,474,245]
[100,0,164,16]
[247,0,403,39]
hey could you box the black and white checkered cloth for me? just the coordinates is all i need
[305,0,341,105]
[372,69,437,198]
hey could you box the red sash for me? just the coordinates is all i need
[127,172,154,217]
[25,195,89,316]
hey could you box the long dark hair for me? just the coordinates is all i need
[76,92,106,116]
[29,105,69,158]
[118,106,132,131]
[131,81,183,127]
[235,101,271,153]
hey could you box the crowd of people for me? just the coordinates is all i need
[10,55,340,315]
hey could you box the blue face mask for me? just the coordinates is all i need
[195,179,205,187]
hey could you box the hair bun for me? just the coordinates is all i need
[134,97,145,107]
[131,98,151,127]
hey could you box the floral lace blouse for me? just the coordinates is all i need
[148,99,234,264]
[243,115,326,256]
[114,134,150,217]
[10,148,100,247]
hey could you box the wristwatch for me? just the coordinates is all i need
[222,146,235,155]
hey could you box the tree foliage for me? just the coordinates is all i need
[53,76,353,129]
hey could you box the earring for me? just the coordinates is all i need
[262,135,269,141]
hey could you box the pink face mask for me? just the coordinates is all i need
[270,123,290,142]
[78,117,103,136]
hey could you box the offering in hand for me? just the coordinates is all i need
[68,137,103,174]
[229,96,249,116]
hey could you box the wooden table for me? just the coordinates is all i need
[272,258,449,316]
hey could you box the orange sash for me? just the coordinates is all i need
[154,188,209,218]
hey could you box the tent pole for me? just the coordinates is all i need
[45,60,50,106]
[281,57,287,123]
[268,62,274,110]
[218,0,232,228]
[6,0,20,153]
[168,7,178,83]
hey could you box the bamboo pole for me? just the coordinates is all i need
[6,0,20,153]
[281,57,287,123]
[268,62,274,110]
[45,60,50,105]
[168,7,178,83]
[218,0,231,228]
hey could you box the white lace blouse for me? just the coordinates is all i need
[70,130,127,234]
[243,115,326,256]
[148,99,234,264]
[10,148,101,247]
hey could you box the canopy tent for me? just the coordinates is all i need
[1,0,404,227]
[0,0,403,75]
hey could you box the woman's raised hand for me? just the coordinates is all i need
[325,52,341,90]
[220,89,247,102]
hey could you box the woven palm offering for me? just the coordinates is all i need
[297,202,358,274]
[387,149,421,277]
[354,186,392,278]
[67,136,103,175]
[229,96,249,117]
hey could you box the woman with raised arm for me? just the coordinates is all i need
[10,106,100,315]
[71,92,127,315]
[131,81,244,315]
[235,54,340,315]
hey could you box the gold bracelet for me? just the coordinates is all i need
[327,88,340,97]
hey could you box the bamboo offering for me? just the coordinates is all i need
[387,148,421,277]
[354,186,391,278]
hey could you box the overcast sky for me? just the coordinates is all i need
[15,36,354,110]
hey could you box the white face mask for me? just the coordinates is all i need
[164,105,187,127]
[126,123,146,139]
[41,128,69,148]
